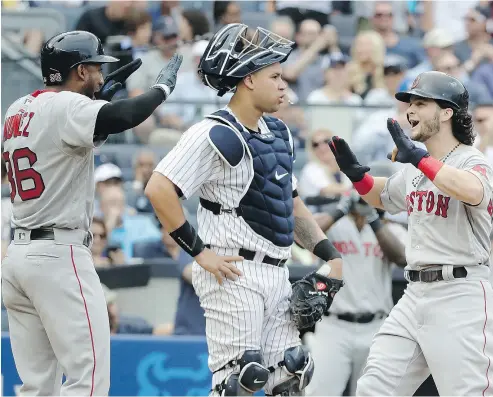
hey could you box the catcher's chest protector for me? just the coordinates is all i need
[206,110,295,247]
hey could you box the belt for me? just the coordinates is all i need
[205,245,287,267]
[24,228,90,248]
[330,311,387,324]
[200,198,243,216]
[404,266,467,283]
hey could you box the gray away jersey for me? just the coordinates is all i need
[2,90,107,232]
[327,216,394,314]
[381,145,493,270]
[154,107,297,259]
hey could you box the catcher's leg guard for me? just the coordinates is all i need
[267,346,314,396]
[213,350,270,396]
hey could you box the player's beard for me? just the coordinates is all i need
[412,110,441,143]
[81,78,98,99]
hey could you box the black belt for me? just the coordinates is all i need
[330,311,387,324]
[200,198,243,216]
[20,228,90,248]
[405,266,467,283]
[205,245,287,267]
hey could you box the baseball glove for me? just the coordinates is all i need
[289,271,344,330]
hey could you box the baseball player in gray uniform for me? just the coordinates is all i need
[145,23,346,396]
[329,71,493,396]
[1,31,182,396]
[305,184,407,396]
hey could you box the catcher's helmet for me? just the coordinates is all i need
[198,23,294,97]
[41,31,119,86]
[395,71,469,110]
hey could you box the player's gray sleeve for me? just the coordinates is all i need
[380,168,408,215]
[462,155,493,210]
[53,91,107,149]
[153,124,223,199]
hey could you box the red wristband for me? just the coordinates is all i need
[417,156,444,181]
[353,173,374,195]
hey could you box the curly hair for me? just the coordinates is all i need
[436,100,475,146]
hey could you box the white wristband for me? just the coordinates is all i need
[151,83,171,100]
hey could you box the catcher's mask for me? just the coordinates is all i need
[198,23,294,97]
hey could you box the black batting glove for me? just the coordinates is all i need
[329,136,370,182]
[386,118,429,168]
[95,58,143,101]
[151,53,183,99]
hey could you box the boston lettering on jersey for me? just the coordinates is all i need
[332,241,383,258]
[3,110,35,142]
[405,190,450,218]
[204,110,295,247]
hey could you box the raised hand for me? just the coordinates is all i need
[386,118,429,167]
[95,58,142,101]
[329,136,370,182]
[151,53,183,99]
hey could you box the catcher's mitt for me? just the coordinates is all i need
[289,271,344,330]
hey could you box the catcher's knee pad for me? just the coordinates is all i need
[268,346,314,396]
[213,350,270,396]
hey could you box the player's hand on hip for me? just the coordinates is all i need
[151,53,183,99]
[386,118,429,167]
[195,248,243,285]
[95,58,143,101]
[329,136,370,182]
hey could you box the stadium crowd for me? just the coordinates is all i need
[2,0,493,342]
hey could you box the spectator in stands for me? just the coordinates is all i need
[371,1,425,68]
[99,185,161,260]
[434,51,492,106]
[269,15,296,41]
[103,284,173,335]
[213,1,242,29]
[473,101,493,164]
[126,15,181,142]
[365,54,408,107]
[306,53,362,106]
[125,150,157,213]
[90,217,126,268]
[405,28,455,82]
[298,129,351,199]
[109,9,153,76]
[283,20,340,102]
[455,4,493,63]
[179,9,211,42]
[75,0,134,43]
[94,163,135,217]
[1,159,11,260]
[347,30,386,100]
[157,40,232,132]
[470,51,493,99]
[270,0,331,29]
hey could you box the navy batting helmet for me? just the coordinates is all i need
[198,23,294,97]
[395,71,469,110]
[41,31,119,86]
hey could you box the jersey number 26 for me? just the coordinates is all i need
[3,148,45,202]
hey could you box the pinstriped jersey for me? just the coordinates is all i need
[381,145,493,270]
[154,107,297,259]
[2,90,107,232]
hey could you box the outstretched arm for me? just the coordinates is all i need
[293,196,343,279]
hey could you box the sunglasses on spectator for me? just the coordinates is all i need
[312,139,331,148]
[374,12,393,18]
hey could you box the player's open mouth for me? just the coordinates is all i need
[409,120,420,128]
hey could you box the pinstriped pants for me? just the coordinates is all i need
[192,255,301,394]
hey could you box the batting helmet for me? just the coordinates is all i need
[198,23,294,96]
[41,31,119,86]
[395,71,469,110]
